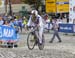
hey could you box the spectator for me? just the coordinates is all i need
[23,16,27,31]
[69,19,73,24]
[18,17,23,32]
[49,18,62,43]
[0,16,4,25]
[10,19,19,33]
[3,20,10,26]
[67,14,69,23]
[10,19,15,27]
[57,17,63,24]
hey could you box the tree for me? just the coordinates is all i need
[22,0,42,10]
[22,0,36,4]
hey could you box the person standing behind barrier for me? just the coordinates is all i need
[18,17,23,32]
[0,16,4,25]
[3,20,10,26]
[23,16,28,31]
[49,18,62,43]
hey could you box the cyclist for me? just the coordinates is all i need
[27,10,45,44]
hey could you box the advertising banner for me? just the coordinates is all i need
[57,4,69,13]
[46,0,56,13]
[46,0,69,13]
[46,0,56,2]
[57,0,69,2]
[56,0,69,13]
[59,24,75,33]
[69,0,75,23]
[0,25,18,42]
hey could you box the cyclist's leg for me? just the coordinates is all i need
[34,31,39,44]
[35,31,39,39]
[39,27,44,44]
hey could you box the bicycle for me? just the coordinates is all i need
[27,26,45,50]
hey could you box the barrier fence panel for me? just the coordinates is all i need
[59,24,75,33]
[0,25,18,42]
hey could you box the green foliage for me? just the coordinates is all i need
[22,0,36,4]
[22,0,42,10]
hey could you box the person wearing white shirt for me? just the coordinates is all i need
[0,17,4,25]
[27,10,45,44]
[49,18,62,43]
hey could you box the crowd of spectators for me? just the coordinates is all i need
[0,14,28,33]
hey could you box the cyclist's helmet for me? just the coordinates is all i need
[31,10,38,16]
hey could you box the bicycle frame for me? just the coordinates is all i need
[27,26,45,50]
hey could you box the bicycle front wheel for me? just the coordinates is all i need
[27,32,36,50]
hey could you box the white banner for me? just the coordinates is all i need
[69,0,75,23]
[0,0,5,8]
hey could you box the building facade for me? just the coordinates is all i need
[6,0,22,4]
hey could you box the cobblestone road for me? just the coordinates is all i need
[0,31,75,58]
[0,48,74,58]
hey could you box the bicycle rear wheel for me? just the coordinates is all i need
[27,32,36,50]
[38,35,45,50]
